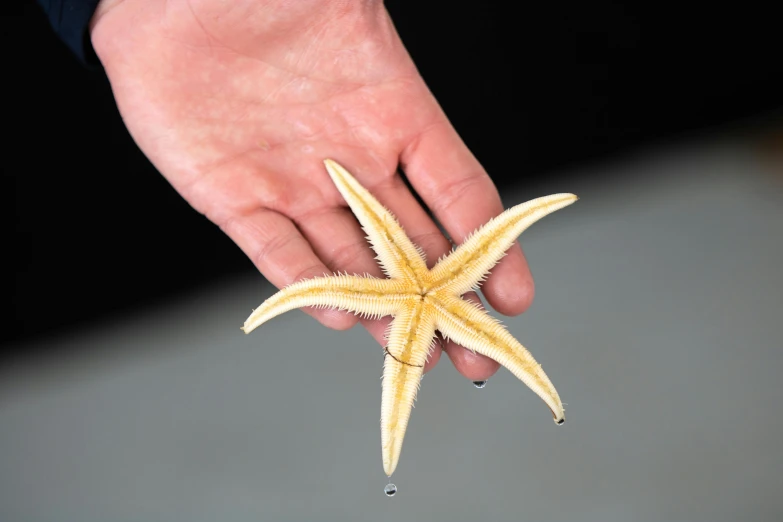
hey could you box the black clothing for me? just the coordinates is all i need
[36,0,101,66]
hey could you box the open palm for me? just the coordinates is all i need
[91,0,536,379]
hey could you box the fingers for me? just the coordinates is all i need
[359,172,500,380]
[352,175,450,374]
[400,123,536,315]
[294,205,385,278]
[295,169,453,373]
[220,207,358,331]
[222,157,507,383]
[295,164,499,377]
[292,200,445,366]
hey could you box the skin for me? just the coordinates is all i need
[90,0,537,380]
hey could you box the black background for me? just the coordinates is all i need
[5,1,782,349]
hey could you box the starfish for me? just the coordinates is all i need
[242,159,577,477]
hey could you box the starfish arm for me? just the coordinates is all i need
[242,275,411,334]
[428,193,577,295]
[381,297,436,476]
[430,294,565,423]
[324,159,428,283]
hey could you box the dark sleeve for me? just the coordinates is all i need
[36,0,102,68]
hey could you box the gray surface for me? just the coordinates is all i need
[2,139,783,521]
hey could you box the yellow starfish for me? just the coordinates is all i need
[242,159,577,477]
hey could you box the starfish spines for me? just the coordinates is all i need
[429,193,578,295]
[242,275,412,334]
[324,159,428,283]
[381,298,436,476]
[430,294,564,422]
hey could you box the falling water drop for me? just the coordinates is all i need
[384,483,397,497]
[472,380,488,389]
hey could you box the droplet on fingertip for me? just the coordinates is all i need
[472,380,488,389]
[384,483,397,497]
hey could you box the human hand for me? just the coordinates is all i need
[90,0,535,380]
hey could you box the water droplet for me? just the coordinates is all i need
[384,483,397,497]
[472,380,488,389]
